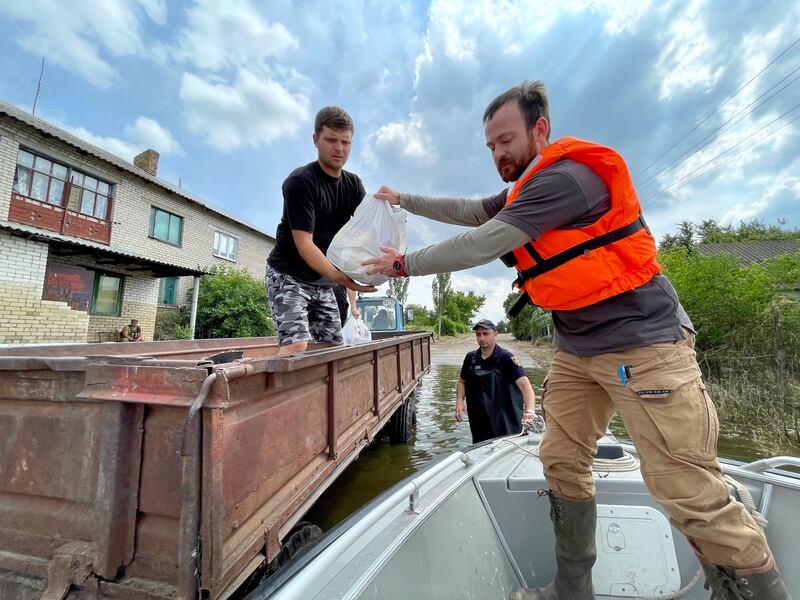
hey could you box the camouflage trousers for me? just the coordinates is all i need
[266,265,343,346]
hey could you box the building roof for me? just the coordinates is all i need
[0,99,275,242]
[0,222,205,277]
[696,240,800,264]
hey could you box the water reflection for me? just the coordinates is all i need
[305,364,795,531]
[305,365,545,530]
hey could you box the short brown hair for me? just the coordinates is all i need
[314,106,354,136]
[483,81,550,138]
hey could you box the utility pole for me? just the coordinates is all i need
[32,58,45,117]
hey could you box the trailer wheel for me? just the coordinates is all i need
[387,395,415,443]
[264,521,323,578]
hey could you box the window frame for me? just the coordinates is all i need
[212,229,239,262]
[90,272,125,316]
[149,206,184,247]
[12,147,114,221]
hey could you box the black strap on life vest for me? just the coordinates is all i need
[507,216,649,318]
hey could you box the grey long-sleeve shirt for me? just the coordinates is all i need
[400,200,530,276]
[397,158,693,356]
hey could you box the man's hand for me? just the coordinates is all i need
[363,246,402,278]
[331,270,376,293]
[374,186,400,205]
[350,305,361,319]
[455,399,467,423]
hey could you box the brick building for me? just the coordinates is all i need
[0,100,275,344]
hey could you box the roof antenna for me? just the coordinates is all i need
[32,58,45,117]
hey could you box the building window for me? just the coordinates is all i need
[13,150,69,206]
[69,171,112,220]
[159,277,179,305]
[42,263,123,316]
[12,148,113,220]
[213,230,238,261]
[42,263,95,311]
[91,273,124,316]
[150,206,183,246]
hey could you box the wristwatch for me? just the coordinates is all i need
[392,255,407,277]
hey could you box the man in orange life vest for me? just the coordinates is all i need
[363,81,789,599]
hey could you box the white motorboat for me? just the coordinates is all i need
[249,429,800,599]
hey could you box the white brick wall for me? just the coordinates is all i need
[0,134,18,221]
[0,231,90,343]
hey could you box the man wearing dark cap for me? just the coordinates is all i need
[457,319,537,443]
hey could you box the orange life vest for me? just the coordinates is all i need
[504,137,660,313]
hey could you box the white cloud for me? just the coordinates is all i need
[368,116,433,162]
[0,0,165,88]
[179,70,310,151]
[48,114,180,162]
[124,117,184,156]
[174,0,298,71]
[57,123,138,162]
[656,0,722,100]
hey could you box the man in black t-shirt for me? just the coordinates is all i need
[267,106,374,355]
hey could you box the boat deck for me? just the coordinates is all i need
[256,433,800,599]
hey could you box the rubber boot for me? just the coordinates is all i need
[702,554,793,599]
[508,491,596,600]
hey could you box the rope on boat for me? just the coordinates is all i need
[723,474,769,528]
[503,436,640,473]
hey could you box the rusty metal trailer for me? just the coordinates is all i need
[0,332,431,599]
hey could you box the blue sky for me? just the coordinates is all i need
[1,0,799,323]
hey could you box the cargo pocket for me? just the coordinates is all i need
[628,365,716,463]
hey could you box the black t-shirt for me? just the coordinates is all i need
[268,161,366,283]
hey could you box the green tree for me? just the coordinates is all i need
[388,277,410,306]
[193,266,275,339]
[431,273,452,338]
[502,292,552,341]
[659,220,695,252]
[406,303,434,330]
[445,290,486,326]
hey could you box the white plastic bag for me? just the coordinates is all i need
[342,317,372,346]
[327,195,407,286]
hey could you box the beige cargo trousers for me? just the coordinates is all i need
[538,332,770,569]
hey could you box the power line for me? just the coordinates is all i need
[634,34,800,180]
[637,65,800,192]
[642,101,800,209]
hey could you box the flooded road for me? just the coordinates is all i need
[305,337,796,531]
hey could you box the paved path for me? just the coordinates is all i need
[429,333,543,369]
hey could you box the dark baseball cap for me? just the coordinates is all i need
[472,319,496,331]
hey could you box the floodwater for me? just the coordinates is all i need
[304,363,796,531]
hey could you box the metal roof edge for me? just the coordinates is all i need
[0,99,276,242]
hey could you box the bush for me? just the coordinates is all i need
[153,306,189,341]
[438,316,469,337]
[193,266,275,339]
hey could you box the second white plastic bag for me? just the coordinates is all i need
[327,195,407,286]
[342,317,372,346]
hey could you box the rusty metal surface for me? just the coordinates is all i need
[0,332,432,599]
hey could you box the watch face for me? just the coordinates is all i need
[393,260,402,271]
